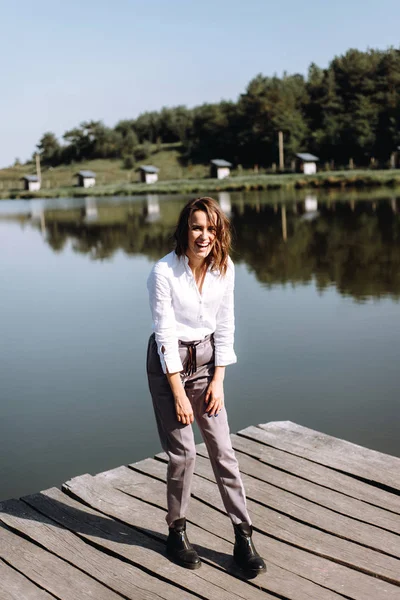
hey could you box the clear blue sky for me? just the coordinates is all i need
[1,0,399,168]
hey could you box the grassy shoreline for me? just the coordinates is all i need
[1,169,400,200]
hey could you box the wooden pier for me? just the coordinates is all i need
[1,421,400,600]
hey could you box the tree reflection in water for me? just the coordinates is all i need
[31,193,400,301]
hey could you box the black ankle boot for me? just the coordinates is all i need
[233,522,266,576]
[166,518,201,570]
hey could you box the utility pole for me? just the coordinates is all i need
[278,131,284,171]
[36,153,41,181]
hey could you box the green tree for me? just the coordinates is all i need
[237,74,307,166]
[373,49,400,161]
[37,132,61,165]
[331,49,381,163]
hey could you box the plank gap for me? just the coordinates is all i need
[241,431,400,497]
[1,519,132,600]
[229,457,400,541]
[294,570,352,600]
[60,485,170,549]
[0,554,61,600]
[248,517,400,587]
[231,442,400,517]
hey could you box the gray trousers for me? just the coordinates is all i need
[146,333,250,527]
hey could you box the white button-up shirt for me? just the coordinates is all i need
[147,251,237,374]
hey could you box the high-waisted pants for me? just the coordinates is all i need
[146,332,251,527]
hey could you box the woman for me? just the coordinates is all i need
[146,197,266,576]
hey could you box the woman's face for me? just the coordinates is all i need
[186,209,216,264]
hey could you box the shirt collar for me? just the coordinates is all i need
[182,253,218,275]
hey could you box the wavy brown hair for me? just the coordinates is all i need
[174,197,231,275]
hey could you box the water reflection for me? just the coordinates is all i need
[144,194,161,223]
[83,197,98,223]
[302,194,319,221]
[30,200,46,237]
[1,191,400,301]
[218,191,232,217]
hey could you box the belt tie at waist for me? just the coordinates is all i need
[179,335,212,376]
[186,343,197,376]
[179,341,198,376]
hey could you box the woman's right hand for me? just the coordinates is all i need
[174,393,194,425]
[166,371,193,425]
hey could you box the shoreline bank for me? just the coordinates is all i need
[1,169,400,200]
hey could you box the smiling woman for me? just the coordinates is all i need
[186,211,216,283]
[146,196,266,576]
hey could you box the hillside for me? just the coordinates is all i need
[2,143,400,200]
[0,144,212,191]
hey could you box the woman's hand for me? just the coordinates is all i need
[174,392,194,425]
[205,367,225,416]
[166,371,194,425]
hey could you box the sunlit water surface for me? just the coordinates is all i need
[1,189,400,501]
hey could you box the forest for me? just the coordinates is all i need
[36,48,400,170]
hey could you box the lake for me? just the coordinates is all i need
[1,188,400,502]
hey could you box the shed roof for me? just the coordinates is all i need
[21,175,40,182]
[296,153,319,162]
[76,170,96,177]
[139,165,159,173]
[210,159,232,167]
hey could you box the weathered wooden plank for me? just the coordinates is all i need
[132,457,400,586]
[0,559,54,600]
[230,432,400,515]
[256,421,400,491]
[97,465,233,539]
[194,445,400,553]
[34,485,274,600]
[0,523,124,600]
[0,497,195,600]
[125,465,400,600]
[228,438,400,532]
[68,471,343,600]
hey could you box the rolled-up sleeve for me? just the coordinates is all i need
[214,262,237,367]
[147,266,183,374]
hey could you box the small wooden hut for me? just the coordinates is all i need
[210,159,232,179]
[296,153,319,175]
[139,166,159,184]
[76,170,96,188]
[21,175,41,192]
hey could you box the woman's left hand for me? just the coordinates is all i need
[205,378,224,416]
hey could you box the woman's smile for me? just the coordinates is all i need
[186,210,216,264]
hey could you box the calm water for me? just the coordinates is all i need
[1,189,400,502]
